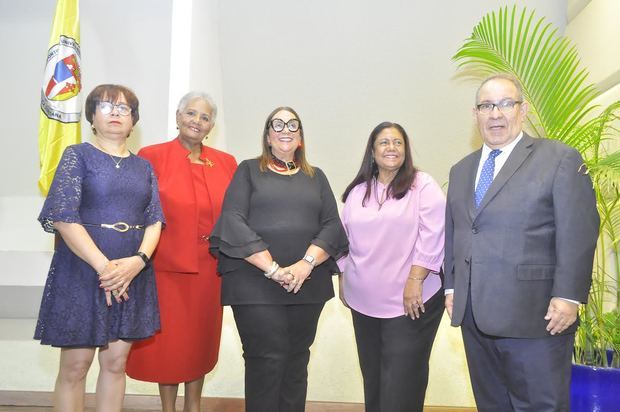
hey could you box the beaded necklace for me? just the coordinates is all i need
[270,154,297,172]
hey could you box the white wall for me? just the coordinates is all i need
[217,0,567,195]
[566,0,620,94]
[0,0,174,276]
[4,0,604,407]
[166,0,229,149]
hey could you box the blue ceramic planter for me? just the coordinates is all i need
[570,363,620,411]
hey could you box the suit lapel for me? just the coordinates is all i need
[466,150,482,221]
[475,134,535,217]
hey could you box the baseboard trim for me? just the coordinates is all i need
[2,391,213,409]
[0,390,475,411]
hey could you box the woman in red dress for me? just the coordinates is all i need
[126,92,237,412]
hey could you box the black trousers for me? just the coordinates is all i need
[351,290,444,412]
[461,290,574,412]
[232,303,325,412]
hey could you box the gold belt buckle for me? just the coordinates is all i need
[101,222,130,232]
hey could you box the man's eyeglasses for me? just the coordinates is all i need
[270,118,300,133]
[476,99,522,115]
[98,101,132,116]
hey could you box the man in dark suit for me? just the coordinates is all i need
[444,74,599,411]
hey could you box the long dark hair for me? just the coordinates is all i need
[257,106,315,177]
[342,122,417,205]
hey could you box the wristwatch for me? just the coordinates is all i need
[135,251,150,265]
[302,254,316,267]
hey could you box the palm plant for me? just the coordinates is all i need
[452,5,620,367]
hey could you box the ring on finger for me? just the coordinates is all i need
[112,290,120,297]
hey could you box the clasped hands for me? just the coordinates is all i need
[97,256,146,306]
[269,260,313,294]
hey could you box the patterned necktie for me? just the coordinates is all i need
[474,149,502,208]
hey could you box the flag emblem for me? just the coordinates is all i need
[38,0,81,195]
[41,35,81,123]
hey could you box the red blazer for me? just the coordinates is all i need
[139,138,237,273]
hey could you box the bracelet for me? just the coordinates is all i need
[96,261,111,276]
[264,261,279,278]
[408,276,425,281]
[135,251,150,265]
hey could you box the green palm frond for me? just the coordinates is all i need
[608,207,620,249]
[453,5,600,143]
[453,5,620,367]
[591,150,620,192]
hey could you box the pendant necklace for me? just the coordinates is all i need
[374,179,388,210]
[109,155,123,169]
[94,142,127,169]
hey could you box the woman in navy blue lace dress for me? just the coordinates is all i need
[35,84,164,411]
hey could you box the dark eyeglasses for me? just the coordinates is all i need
[98,101,132,116]
[476,99,522,115]
[269,118,300,132]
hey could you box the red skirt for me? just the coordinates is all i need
[126,243,222,383]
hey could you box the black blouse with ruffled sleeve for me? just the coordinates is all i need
[210,159,348,305]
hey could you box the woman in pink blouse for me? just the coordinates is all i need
[339,122,446,412]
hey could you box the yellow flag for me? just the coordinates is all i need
[38,0,82,195]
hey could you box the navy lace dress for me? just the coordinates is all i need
[34,143,165,347]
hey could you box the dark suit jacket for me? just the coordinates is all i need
[444,134,599,338]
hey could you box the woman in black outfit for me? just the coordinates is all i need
[210,106,348,412]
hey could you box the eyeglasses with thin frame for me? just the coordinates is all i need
[269,118,300,133]
[476,99,522,115]
[98,101,132,116]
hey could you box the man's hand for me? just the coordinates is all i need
[444,293,454,319]
[544,297,579,335]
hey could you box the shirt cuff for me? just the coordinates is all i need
[555,297,580,305]
[444,289,454,295]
